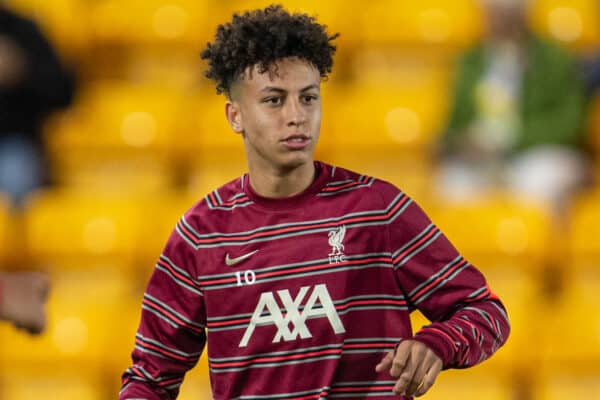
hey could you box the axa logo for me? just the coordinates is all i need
[328,225,346,264]
[239,284,345,347]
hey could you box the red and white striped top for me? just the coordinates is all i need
[120,161,510,400]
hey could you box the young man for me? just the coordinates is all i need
[120,5,509,399]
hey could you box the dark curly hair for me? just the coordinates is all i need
[200,4,339,97]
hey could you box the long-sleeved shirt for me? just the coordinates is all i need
[120,161,510,400]
[0,7,75,138]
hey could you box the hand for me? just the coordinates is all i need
[375,340,442,397]
[0,272,50,335]
[0,34,27,87]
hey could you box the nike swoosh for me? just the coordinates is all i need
[225,250,259,267]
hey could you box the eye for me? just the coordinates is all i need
[302,94,319,104]
[263,97,282,106]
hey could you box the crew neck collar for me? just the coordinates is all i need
[243,161,328,210]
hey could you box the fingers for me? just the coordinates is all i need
[391,341,420,395]
[415,356,442,397]
[381,340,443,397]
[390,340,411,378]
[403,350,433,397]
[374,350,394,373]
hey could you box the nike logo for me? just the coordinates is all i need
[225,250,259,266]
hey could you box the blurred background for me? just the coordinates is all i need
[0,0,600,398]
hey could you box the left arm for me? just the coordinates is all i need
[376,189,510,396]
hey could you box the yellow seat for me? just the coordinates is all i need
[358,0,483,47]
[534,368,600,400]
[6,0,89,55]
[0,268,138,370]
[89,0,217,46]
[326,64,450,155]
[538,271,600,366]
[529,0,600,49]
[424,364,514,400]
[568,189,600,271]
[23,190,148,265]
[177,89,247,194]
[429,195,552,272]
[0,368,105,400]
[46,81,183,192]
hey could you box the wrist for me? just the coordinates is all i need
[413,326,456,369]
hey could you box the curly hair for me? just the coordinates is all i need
[200,4,339,97]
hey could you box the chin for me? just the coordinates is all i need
[279,154,313,170]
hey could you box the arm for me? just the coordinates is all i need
[376,187,510,396]
[119,226,207,400]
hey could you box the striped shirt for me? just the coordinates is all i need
[120,161,510,400]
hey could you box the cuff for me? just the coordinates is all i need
[412,326,457,369]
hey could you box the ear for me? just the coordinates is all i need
[225,101,244,134]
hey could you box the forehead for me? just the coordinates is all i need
[234,58,320,95]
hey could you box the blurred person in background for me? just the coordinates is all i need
[0,271,49,334]
[0,3,75,206]
[120,5,509,400]
[437,0,590,216]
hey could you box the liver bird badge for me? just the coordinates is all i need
[328,225,346,263]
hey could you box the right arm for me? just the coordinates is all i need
[120,226,207,400]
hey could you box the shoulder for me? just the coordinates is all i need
[180,175,251,227]
[318,162,406,205]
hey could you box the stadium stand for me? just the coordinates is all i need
[1,1,599,399]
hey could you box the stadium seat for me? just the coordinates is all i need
[23,189,149,265]
[567,189,600,271]
[0,368,105,400]
[46,81,183,192]
[423,364,514,400]
[358,0,483,48]
[0,267,139,371]
[537,270,600,366]
[88,0,218,46]
[428,194,553,272]
[533,367,600,400]
[325,63,450,153]
[529,0,600,49]
[6,0,89,55]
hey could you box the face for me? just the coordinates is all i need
[481,0,527,39]
[225,57,322,174]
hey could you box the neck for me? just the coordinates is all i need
[248,161,316,198]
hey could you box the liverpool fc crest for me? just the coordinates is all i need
[328,225,346,264]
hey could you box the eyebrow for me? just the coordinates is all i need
[260,84,320,93]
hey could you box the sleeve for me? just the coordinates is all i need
[384,188,510,370]
[119,225,207,399]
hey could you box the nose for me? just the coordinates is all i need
[285,98,306,127]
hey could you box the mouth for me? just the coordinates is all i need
[281,135,311,149]
[281,134,310,142]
